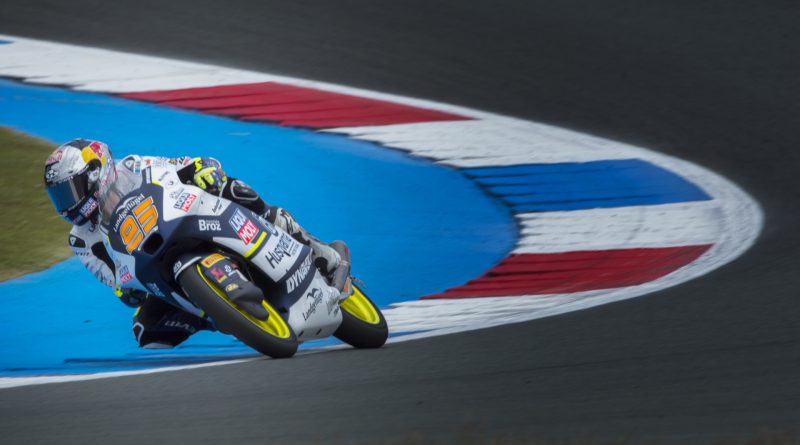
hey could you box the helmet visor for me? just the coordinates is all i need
[46,173,90,214]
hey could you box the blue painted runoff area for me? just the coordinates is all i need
[0,79,515,376]
[0,40,11,45]
[464,159,712,213]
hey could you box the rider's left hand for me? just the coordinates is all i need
[192,157,227,194]
[116,288,148,308]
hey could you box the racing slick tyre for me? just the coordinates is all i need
[334,283,388,349]
[178,263,299,358]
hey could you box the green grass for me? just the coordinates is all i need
[0,127,72,282]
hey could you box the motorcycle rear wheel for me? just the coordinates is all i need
[179,263,299,358]
[334,283,388,349]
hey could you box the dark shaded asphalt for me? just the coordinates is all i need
[2,1,800,443]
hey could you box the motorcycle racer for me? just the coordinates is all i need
[44,138,343,348]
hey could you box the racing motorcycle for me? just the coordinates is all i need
[98,159,388,358]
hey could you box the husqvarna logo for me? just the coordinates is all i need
[266,233,300,268]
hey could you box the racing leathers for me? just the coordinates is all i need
[69,154,341,348]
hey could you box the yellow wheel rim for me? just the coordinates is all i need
[340,284,381,325]
[197,265,292,339]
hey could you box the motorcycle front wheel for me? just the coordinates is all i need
[334,283,388,349]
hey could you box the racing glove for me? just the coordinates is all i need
[115,287,148,308]
[191,157,227,194]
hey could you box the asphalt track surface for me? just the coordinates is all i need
[2,1,800,443]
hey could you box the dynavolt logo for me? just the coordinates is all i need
[286,255,313,293]
[228,208,259,244]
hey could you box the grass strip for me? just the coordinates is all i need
[0,127,72,281]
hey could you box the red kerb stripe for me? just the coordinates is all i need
[119,82,471,128]
[420,245,712,299]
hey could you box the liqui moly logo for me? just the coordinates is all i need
[173,192,197,212]
[229,208,259,245]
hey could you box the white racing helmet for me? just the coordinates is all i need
[44,139,116,226]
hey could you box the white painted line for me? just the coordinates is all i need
[327,119,639,166]
[513,201,723,253]
[0,358,258,389]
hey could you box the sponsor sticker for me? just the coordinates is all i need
[113,194,146,231]
[172,261,183,275]
[173,192,197,212]
[79,197,98,218]
[198,219,222,231]
[46,149,64,165]
[145,282,165,298]
[163,320,195,332]
[325,288,339,315]
[302,288,323,321]
[228,208,259,245]
[168,188,184,199]
[210,267,227,283]
[69,234,87,248]
[45,166,58,181]
[88,141,104,159]
[119,266,134,284]
[225,283,239,292]
[201,253,224,268]
[286,255,313,293]
[266,233,301,268]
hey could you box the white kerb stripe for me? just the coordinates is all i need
[513,201,722,253]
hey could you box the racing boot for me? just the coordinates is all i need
[267,207,343,279]
[132,296,215,349]
[327,240,352,297]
